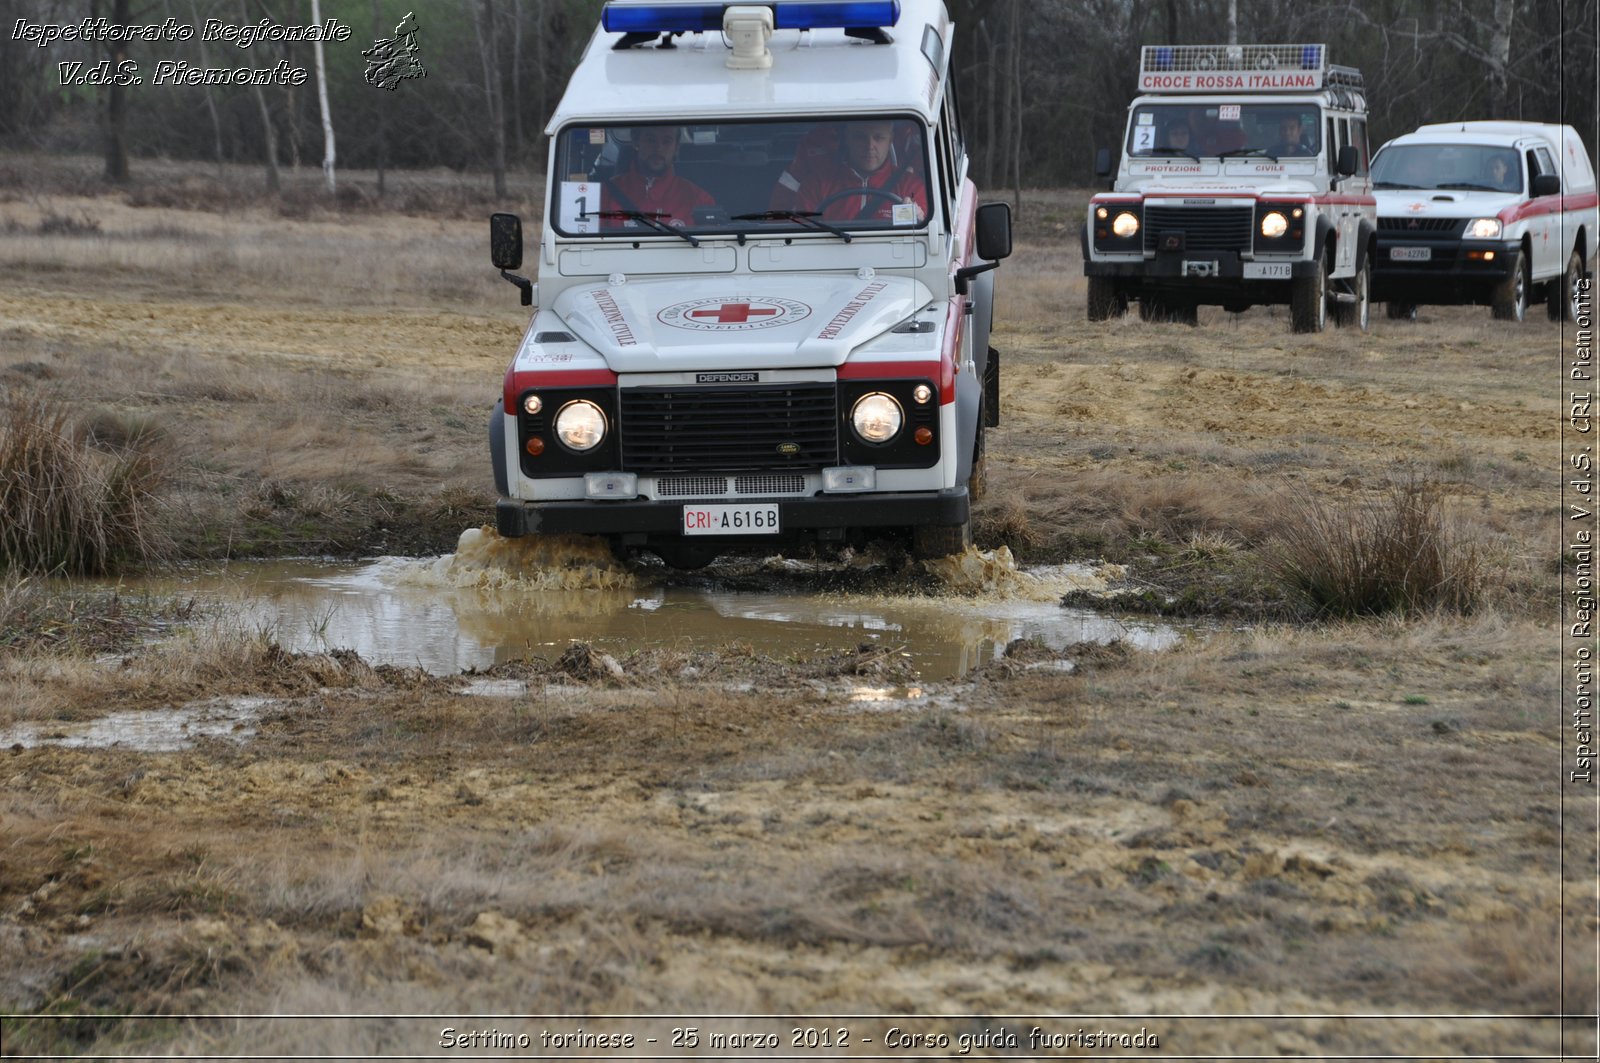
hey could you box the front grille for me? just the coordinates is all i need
[620,383,838,473]
[734,472,806,495]
[657,476,727,498]
[1144,206,1254,253]
[1378,217,1464,234]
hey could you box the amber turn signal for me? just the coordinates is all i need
[525,437,545,455]
[914,427,933,445]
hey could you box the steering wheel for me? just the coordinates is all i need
[814,186,905,218]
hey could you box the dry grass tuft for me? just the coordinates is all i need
[0,391,171,575]
[1266,479,1485,618]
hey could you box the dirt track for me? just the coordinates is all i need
[0,184,1593,1059]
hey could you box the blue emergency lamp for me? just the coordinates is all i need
[601,0,900,33]
[1300,44,1321,69]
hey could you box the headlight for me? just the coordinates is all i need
[1112,212,1140,238]
[1260,211,1289,238]
[1466,218,1502,239]
[553,400,606,451]
[850,392,903,444]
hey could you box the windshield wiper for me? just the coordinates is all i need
[1373,181,1422,190]
[1435,182,1499,192]
[1149,145,1201,162]
[1219,147,1279,163]
[582,209,699,246]
[731,209,854,243]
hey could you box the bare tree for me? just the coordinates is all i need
[474,0,509,197]
[310,0,336,193]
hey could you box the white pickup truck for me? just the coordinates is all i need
[1370,121,1597,321]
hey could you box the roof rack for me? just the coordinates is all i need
[1137,44,1364,94]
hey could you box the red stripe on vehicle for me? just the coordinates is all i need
[1498,191,1600,224]
[504,368,618,412]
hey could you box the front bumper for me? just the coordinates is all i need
[1370,234,1519,304]
[496,488,970,541]
[1084,251,1317,305]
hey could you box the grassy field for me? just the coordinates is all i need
[0,155,1592,1058]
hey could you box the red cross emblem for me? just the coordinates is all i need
[688,302,778,323]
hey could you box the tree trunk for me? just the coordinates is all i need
[104,0,131,181]
[310,0,336,194]
[242,0,280,192]
[373,0,387,195]
[475,0,508,198]
[1488,0,1514,115]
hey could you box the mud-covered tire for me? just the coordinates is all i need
[1491,249,1528,321]
[488,400,510,498]
[1331,257,1370,331]
[1087,277,1127,321]
[1290,254,1328,333]
[912,520,972,559]
[1549,249,1584,322]
[968,401,988,504]
[1385,301,1417,321]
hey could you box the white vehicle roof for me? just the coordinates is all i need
[546,0,952,130]
[1390,120,1596,191]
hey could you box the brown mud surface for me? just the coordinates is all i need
[0,180,1593,1058]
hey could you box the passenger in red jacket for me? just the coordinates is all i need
[793,119,927,223]
[603,126,715,228]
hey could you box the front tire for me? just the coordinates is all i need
[1332,257,1370,331]
[1087,277,1127,321]
[912,520,972,559]
[1290,253,1329,333]
[1549,248,1584,322]
[1491,249,1528,321]
[1385,301,1417,321]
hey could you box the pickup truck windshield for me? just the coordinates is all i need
[1371,143,1523,194]
[549,117,931,238]
[1128,103,1322,160]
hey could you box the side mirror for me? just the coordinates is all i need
[1094,147,1112,179]
[1532,173,1561,197]
[954,203,1012,295]
[490,212,523,270]
[974,202,1012,262]
[1335,145,1359,177]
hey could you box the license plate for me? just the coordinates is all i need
[682,503,781,536]
[1244,262,1292,279]
[1182,259,1219,277]
[1390,246,1431,261]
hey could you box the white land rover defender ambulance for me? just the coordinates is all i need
[1083,44,1376,333]
[488,0,1011,569]
[1369,121,1597,322]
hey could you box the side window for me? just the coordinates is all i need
[1535,146,1558,188]
[1350,118,1369,174]
[1326,117,1338,167]
[937,81,964,233]
[1526,148,1544,179]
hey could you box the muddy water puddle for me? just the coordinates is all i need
[126,530,1186,679]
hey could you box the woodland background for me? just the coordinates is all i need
[0,0,1595,196]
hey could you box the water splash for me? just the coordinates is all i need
[923,545,1126,602]
[399,527,636,592]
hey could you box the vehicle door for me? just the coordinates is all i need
[1525,143,1559,278]
[1327,113,1359,273]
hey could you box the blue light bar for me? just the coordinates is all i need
[601,0,899,34]
[772,0,900,29]
[602,2,724,33]
[1300,44,1321,69]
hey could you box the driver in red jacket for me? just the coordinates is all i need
[603,125,714,228]
[793,119,927,223]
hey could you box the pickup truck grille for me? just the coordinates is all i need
[1143,206,1254,253]
[1378,217,1465,234]
[619,383,839,474]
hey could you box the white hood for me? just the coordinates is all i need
[551,274,933,372]
[1374,189,1519,218]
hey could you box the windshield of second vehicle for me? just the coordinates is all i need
[1128,103,1322,158]
[549,117,932,237]
[1371,144,1523,193]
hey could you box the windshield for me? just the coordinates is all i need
[1370,143,1523,193]
[1128,103,1322,159]
[549,117,931,238]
